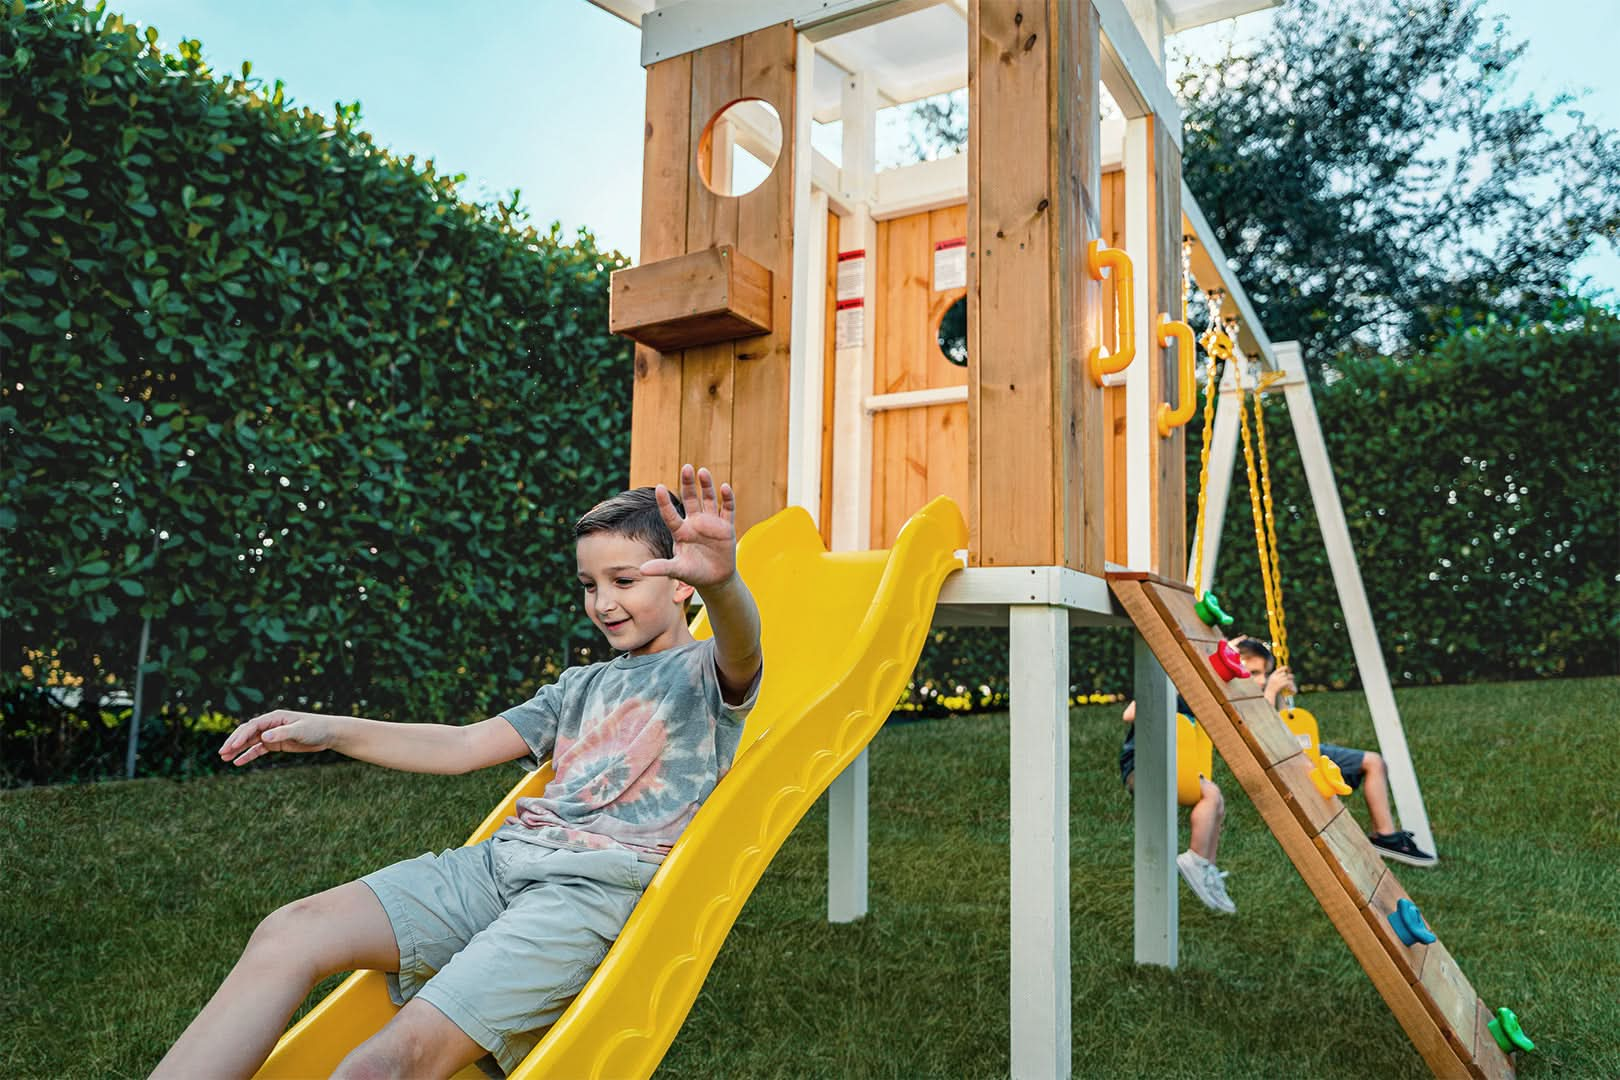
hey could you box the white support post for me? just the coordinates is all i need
[1123,116,1154,572]
[1008,605,1071,1080]
[1187,362,1241,595]
[827,67,880,924]
[786,34,825,518]
[1275,341,1437,857]
[1131,636,1179,967]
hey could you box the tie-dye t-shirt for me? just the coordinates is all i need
[493,638,760,862]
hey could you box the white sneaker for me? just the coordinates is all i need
[1177,850,1237,914]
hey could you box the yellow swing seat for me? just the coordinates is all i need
[1176,713,1214,807]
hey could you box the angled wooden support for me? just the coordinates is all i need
[1108,572,1516,1080]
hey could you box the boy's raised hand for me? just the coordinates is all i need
[219,710,336,766]
[640,464,737,589]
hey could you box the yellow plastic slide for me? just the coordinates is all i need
[255,497,967,1079]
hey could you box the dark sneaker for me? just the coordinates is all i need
[1369,830,1437,867]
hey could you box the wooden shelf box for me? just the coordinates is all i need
[610,245,773,352]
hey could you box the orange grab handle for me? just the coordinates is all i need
[1088,240,1135,386]
[1156,314,1196,437]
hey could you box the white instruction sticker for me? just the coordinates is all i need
[836,249,866,302]
[835,298,865,349]
[933,237,967,291]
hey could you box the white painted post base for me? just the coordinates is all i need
[1008,605,1071,1080]
[1132,636,1179,967]
[826,750,870,923]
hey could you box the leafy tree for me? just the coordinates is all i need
[1174,0,1620,367]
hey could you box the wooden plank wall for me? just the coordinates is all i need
[969,0,1102,570]
[628,23,797,533]
[870,205,969,549]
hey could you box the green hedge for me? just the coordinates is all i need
[2,1,632,783]
[904,300,1619,712]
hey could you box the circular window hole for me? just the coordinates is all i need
[698,99,782,197]
[937,296,968,367]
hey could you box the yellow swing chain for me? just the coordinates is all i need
[1253,363,1290,668]
[1188,277,1225,594]
[1234,348,1283,654]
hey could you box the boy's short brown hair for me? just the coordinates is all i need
[1234,637,1276,674]
[574,487,686,560]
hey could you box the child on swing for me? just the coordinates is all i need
[1118,691,1235,915]
[1233,637,1435,866]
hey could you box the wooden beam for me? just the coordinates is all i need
[731,20,799,529]
[611,246,773,351]
[969,0,1101,571]
[629,52,693,490]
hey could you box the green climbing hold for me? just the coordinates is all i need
[1487,1007,1534,1053]
[1195,590,1234,628]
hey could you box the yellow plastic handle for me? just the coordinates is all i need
[1155,314,1196,437]
[1088,239,1135,385]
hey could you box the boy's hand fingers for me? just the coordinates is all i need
[719,482,735,523]
[697,467,717,516]
[679,463,700,510]
[653,484,686,534]
[638,557,677,578]
[220,712,280,757]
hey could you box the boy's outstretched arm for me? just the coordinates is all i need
[642,464,763,704]
[218,710,530,774]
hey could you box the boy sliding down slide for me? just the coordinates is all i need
[151,465,763,1080]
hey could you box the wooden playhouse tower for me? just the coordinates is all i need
[593,1,1517,1076]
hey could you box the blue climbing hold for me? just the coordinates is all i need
[1388,898,1437,946]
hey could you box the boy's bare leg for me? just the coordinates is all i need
[1359,751,1398,835]
[332,998,486,1080]
[1188,777,1225,864]
[150,881,400,1080]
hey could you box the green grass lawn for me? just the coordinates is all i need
[3,676,1617,1078]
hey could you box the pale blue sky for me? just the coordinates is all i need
[114,0,1618,293]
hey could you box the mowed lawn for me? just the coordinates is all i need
[3,676,1617,1078]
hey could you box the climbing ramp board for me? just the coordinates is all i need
[1109,571,1518,1080]
[253,498,969,1080]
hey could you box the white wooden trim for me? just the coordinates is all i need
[1276,341,1437,857]
[864,385,967,412]
[639,0,938,65]
[935,566,1117,613]
[1123,116,1154,571]
[788,34,826,519]
[1008,604,1072,1080]
[826,67,881,925]
[1167,0,1283,34]
[827,750,870,921]
[830,69,878,555]
[1094,0,1184,148]
[1187,361,1241,593]
[871,154,967,221]
[1132,636,1179,967]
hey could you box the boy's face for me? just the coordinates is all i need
[576,532,695,656]
[1240,652,1271,684]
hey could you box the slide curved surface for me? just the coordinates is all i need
[255,497,967,1079]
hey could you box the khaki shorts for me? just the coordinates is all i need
[361,837,656,1075]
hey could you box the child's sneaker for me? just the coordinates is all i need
[1368,830,1437,867]
[1176,850,1237,914]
